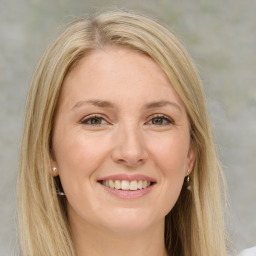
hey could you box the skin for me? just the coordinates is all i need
[51,47,195,256]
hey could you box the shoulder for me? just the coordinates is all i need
[238,246,256,256]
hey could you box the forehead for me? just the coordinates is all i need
[59,47,184,110]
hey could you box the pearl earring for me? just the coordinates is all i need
[53,167,57,172]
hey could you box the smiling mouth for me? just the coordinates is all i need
[98,180,155,191]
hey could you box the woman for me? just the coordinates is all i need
[17,11,228,256]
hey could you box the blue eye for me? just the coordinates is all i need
[81,115,107,125]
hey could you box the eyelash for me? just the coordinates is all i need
[80,114,174,126]
[146,114,174,126]
[81,114,108,126]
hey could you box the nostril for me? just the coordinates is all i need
[115,157,146,167]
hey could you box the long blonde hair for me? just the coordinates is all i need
[18,10,228,256]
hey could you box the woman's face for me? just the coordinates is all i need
[51,47,195,234]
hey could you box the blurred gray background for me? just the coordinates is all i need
[0,0,255,255]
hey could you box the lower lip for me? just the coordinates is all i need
[100,183,155,199]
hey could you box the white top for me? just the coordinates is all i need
[238,247,256,256]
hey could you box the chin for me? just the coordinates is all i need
[100,208,162,234]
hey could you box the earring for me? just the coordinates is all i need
[53,168,65,196]
[56,181,65,195]
[57,190,65,196]
[186,170,191,191]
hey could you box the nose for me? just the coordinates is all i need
[111,125,148,168]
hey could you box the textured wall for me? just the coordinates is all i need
[0,0,255,255]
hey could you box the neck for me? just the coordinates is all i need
[70,215,169,256]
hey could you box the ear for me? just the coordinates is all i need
[185,143,196,177]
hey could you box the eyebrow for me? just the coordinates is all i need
[72,99,182,112]
[144,100,182,112]
[72,100,115,110]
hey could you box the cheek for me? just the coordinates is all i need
[146,133,189,213]
[54,131,108,171]
[147,132,190,175]
[52,131,111,195]
[53,134,109,210]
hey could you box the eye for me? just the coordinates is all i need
[147,115,173,126]
[81,115,108,126]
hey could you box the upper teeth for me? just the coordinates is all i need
[102,180,151,191]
